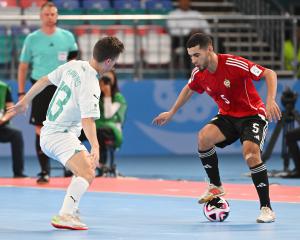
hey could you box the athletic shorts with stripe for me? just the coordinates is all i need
[209,114,268,151]
[40,131,87,166]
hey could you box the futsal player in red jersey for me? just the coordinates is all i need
[153,33,281,223]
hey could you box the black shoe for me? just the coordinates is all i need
[13,173,28,178]
[37,172,50,184]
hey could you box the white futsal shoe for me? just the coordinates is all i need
[51,214,88,230]
[256,207,276,223]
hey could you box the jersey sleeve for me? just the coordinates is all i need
[187,68,205,94]
[19,35,32,63]
[247,61,265,81]
[78,73,100,119]
[229,56,265,81]
[68,31,78,52]
[47,63,66,86]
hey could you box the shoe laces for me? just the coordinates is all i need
[261,207,271,214]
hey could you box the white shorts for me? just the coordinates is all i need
[40,131,87,166]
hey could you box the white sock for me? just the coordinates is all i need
[70,176,80,214]
[59,176,89,216]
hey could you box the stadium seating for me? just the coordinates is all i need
[0,26,13,77]
[145,0,173,13]
[113,0,141,10]
[138,25,171,65]
[0,0,21,26]
[52,0,84,26]
[75,24,137,66]
[0,0,17,7]
[144,0,173,26]
[113,0,146,25]
[74,23,171,68]
[82,0,116,25]
[74,25,104,61]
[19,0,46,8]
[82,0,111,9]
[11,25,31,59]
[52,0,80,10]
[107,25,136,65]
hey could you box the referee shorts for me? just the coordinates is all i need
[30,78,57,126]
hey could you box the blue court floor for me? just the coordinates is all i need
[0,187,299,240]
[0,154,299,239]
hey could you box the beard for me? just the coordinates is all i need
[198,64,207,72]
[197,59,209,72]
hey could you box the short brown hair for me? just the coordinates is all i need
[41,2,57,11]
[93,37,124,63]
[186,33,213,49]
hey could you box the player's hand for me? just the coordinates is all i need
[90,145,100,168]
[152,111,174,126]
[7,100,28,115]
[266,99,281,122]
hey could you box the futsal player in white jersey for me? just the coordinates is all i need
[10,37,124,230]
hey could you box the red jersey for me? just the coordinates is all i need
[188,54,267,118]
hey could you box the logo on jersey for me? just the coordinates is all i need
[250,65,262,77]
[224,79,230,88]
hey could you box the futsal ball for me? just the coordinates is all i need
[203,197,230,222]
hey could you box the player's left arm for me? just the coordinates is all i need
[262,68,282,122]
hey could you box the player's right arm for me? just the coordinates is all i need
[152,84,193,126]
[17,62,29,100]
[8,76,52,114]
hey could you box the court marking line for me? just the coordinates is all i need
[1,177,299,203]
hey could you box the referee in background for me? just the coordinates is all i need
[17,2,78,183]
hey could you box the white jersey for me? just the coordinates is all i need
[42,60,101,137]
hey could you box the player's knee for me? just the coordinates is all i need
[198,130,214,150]
[243,148,261,166]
